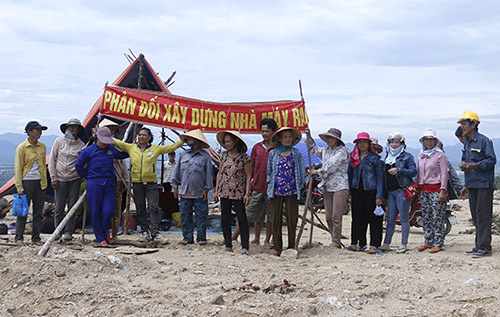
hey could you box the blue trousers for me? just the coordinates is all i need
[87,179,116,242]
[384,189,411,245]
[179,197,208,243]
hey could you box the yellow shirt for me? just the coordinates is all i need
[113,139,183,183]
[15,139,47,192]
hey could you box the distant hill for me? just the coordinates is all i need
[0,133,59,163]
[0,141,18,163]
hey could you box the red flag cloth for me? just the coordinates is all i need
[100,86,308,133]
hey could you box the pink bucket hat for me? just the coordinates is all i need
[353,132,372,143]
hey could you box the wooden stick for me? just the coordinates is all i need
[0,200,12,217]
[164,70,176,87]
[298,214,329,232]
[81,201,88,244]
[0,242,22,247]
[295,80,314,250]
[38,191,87,256]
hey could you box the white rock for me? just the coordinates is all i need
[463,278,480,287]
[281,249,299,259]
[107,255,123,268]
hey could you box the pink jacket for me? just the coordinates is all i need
[416,151,448,190]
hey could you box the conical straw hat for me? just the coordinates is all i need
[271,127,302,148]
[99,118,122,129]
[216,130,248,153]
[179,129,210,148]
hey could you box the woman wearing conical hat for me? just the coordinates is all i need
[214,130,252,254]
[171,129,214,245]
[267,127,305,256]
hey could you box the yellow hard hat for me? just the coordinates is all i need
[457,111,480,124]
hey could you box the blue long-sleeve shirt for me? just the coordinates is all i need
[461,131,496,189]
[171,149,213,197]
[75,144,128,186]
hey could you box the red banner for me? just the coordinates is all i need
[100,86,308,133]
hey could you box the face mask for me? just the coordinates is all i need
[188,141,198,149]
[65,129,76,140]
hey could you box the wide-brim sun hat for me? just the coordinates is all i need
[353,132,372,143]
[419,128,440,143]
[60,118,85,138]
[180,129,210,149]
[96,127,115,144]
[319,128,344,146]
[216,130,248,153]
[271,127,302,148]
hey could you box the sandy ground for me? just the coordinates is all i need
[0,196,499,317]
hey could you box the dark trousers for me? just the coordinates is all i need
[220,198,249,249]
[468,188,493,252]
[54,178,81,235]
[350,188,383,248]
[133,182,160,237]
[15,180,46,242]
[271,195,299,252]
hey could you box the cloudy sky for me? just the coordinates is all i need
[1,0,500,148]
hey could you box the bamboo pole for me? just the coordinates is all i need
[80,200,88,243]
[38,191,87,256]
[295,80,315,250]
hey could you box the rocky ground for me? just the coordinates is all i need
[0,197,499,317]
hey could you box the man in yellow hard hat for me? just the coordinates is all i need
[457,111,496,258]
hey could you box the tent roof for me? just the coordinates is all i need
[0,55,170,197]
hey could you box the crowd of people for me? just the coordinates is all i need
[12,110,496,257]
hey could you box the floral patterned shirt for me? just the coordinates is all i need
[216,152,251,199]
[274,154,297,196]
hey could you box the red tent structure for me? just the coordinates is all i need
[0,54,171,197]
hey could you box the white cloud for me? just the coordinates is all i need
[0,0,499,150]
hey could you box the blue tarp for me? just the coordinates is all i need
[294,140,326,167]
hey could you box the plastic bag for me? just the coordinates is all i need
[373,205,384,216]
[12,193,29,217]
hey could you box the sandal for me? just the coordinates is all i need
[106,237,116,245]
[240,249,250,255]
[179,240,191,245]
[346,245,359,252]
[198,240,208,245]
[223,248,233,252]
[367,247,378,254]
[418,244,432,252]
[271,251,281,257]
[429,246,444,253]
[97,241,108,247]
